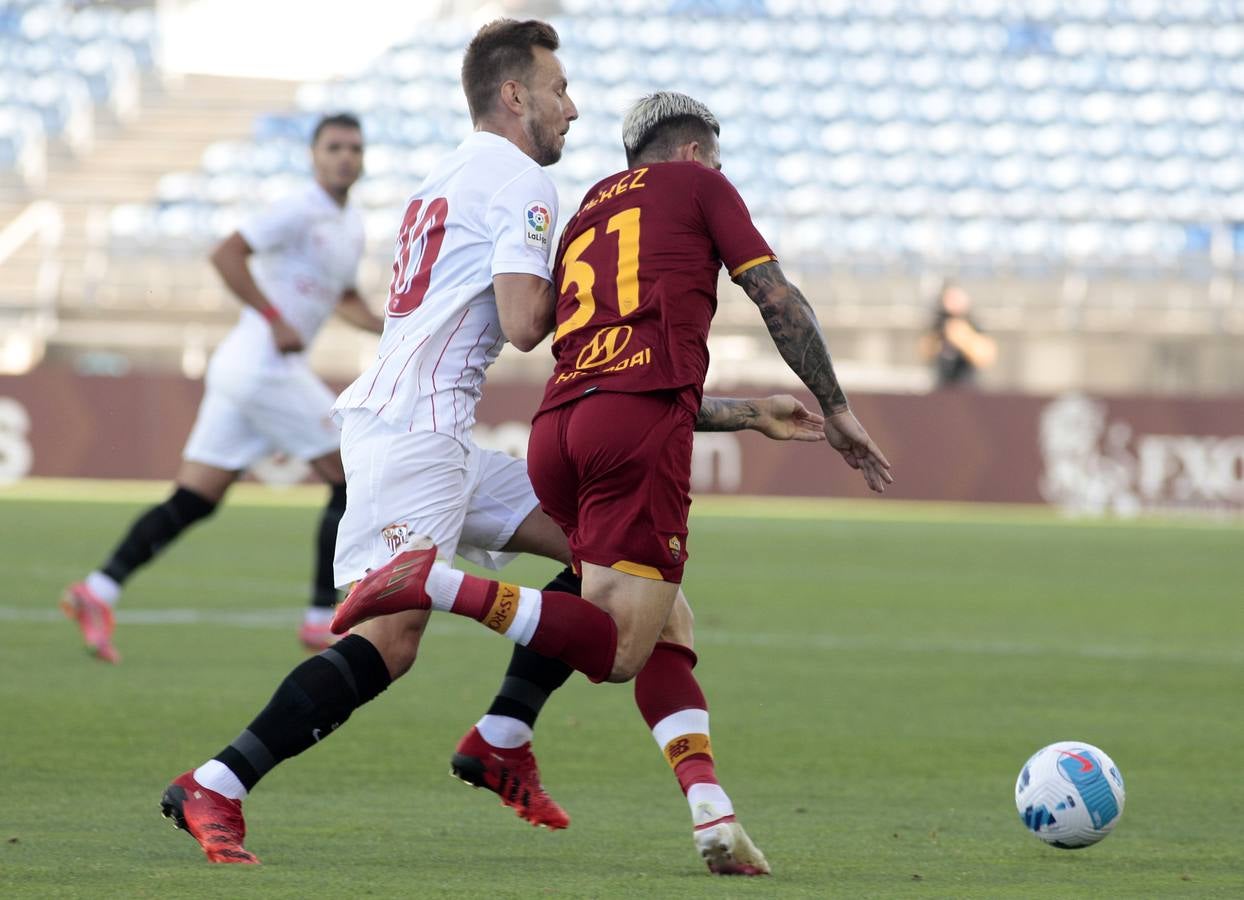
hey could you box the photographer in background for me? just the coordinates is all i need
[920,279,997,389]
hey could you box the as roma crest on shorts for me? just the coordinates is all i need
[667,536,682,562]
[381,522,411,554]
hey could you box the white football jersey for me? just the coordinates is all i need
[209,183,365,382]
[334,131,558,445]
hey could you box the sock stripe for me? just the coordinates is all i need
[498,676,552,714]
[320,646,358,697]
[482,582,520,634]
[664,732,713,768]
[229,728,276,777]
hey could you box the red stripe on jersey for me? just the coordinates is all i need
[375,334,431,418]
[359,340,407,406]
[430,308,471,434]
[449,320,495,436]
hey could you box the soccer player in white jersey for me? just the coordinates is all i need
[60,114,382,662]
[159,20,813,872]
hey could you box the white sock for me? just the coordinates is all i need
[193,759,248,800]
[426,561,464,612]
[476,714,533,749]
[688,783,733,827]
[651,709,710,750]
[85,571,121,607]
[303,607,333,626]
[505,587,542,646]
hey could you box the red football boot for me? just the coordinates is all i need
[59,582,120,664]
[160,771,259,864]
[451,726,570,830]
[331,538,437,634]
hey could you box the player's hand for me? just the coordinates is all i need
[823,409,893,494]
[751,395,825,442]
[269,317,305,353]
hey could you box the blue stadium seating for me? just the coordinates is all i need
[0,0,156,184]
[98,1,1244,274]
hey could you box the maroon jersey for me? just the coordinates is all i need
[536,161,774,416]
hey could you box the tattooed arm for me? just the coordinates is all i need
[734,261,847,414]
[734,260,894,492]
[697,395,824,441]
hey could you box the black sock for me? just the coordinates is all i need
[101,487,216,584]
[213,634,390,791]
[485,567,579,727]
[311,482,347,608]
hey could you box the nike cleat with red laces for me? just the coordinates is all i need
[160,771,259,864]
[450,726,570,830]
[693,817,771,876]
[59,582,120,664]
[330,537,437,634]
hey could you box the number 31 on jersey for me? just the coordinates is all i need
[555,207,641,341]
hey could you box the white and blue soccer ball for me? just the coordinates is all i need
[1015,741,1125,849]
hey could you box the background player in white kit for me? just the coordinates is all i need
[61,113,382,662]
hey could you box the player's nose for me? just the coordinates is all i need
[564,95,579,122]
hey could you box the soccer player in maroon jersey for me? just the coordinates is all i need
[335,91,892,873]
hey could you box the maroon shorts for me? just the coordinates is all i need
[529,389,694,583]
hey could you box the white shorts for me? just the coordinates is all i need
[332,408,540,588]
[182,362,341,471]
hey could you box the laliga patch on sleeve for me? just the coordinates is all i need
[524,201,552,251]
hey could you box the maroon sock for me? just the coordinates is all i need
[525,590,618,683]
[635,641,718,791]
[446,573,618,683]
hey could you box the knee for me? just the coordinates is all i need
[355,611,428,679]
[169,486,218,525]
[604,640,653,683]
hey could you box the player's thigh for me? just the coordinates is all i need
[333,413,470,588]
[460,446,570,567]
[581,561,680,680]
[247,364,340,463]
[566,390,695,583]
[657,589,695,649]
[500,507,572,566]
[182,389,271,478]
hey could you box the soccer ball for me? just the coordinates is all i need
[1015,741,1125,849]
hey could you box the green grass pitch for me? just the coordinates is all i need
[1,481,1242,898]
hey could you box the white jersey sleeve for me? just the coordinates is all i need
[488,166,558,280]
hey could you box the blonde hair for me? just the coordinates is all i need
[622,92,720,164]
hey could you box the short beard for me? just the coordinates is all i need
[523,118,562,166]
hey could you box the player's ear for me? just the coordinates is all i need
[499,79,525,116]
[675,141,699,163]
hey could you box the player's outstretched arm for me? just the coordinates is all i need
[335,289,384,334]
[697,395,824,442]
[494,273,556,351]
[210,232,303,353]
[735,260,893,492]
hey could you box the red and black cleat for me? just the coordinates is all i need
[331,538,438,634]
[451,726,570,830]
[160,771,259,864]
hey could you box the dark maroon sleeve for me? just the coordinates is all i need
[693,168,776,276]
